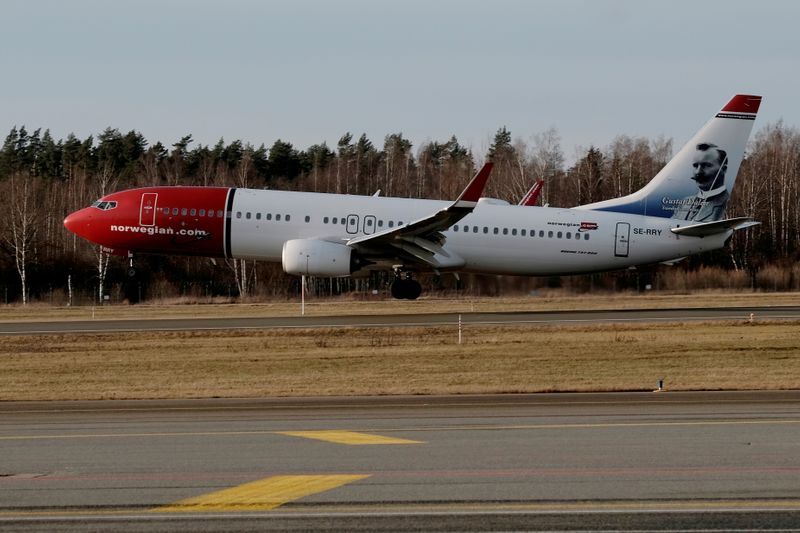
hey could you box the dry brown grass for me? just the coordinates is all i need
[1,320,798,400]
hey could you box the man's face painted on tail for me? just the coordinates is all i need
[692,145,725,192]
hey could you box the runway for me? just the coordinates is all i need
[2,392,800,531]
[2,305,800,335]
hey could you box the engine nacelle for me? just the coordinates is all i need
[281,239,356,277]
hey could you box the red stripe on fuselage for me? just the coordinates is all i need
[77,187,230,257]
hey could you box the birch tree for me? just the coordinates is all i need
[4,173,41,305]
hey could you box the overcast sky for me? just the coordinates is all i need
[1,0,796,162]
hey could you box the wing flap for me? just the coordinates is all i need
[394,237,466,269]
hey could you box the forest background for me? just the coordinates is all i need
[1,120,798,306]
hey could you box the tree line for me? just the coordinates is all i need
[0,121,798,304]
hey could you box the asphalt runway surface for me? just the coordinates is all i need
[1,305,800,335]
[2,392,800,531]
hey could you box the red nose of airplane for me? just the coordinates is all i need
[63,208,94,241]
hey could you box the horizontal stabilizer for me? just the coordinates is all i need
[670,217,760,237]
[660,257,687,266]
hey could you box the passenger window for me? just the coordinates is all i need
[305,216,310,223]
[172,208,179,215]
[162,207,169,215]
[521,229,526,236]
[584,234,590,240]
[483,227,488,234]
[493,227,499,235]
[557,231,563,239]
[285,215,291,221]
[190,208,196,216]
[324,216,329,224]
[378,220,383,227]
[199,209,205,217]
[453,225,459,232]
[256,213,261,220]
[548,231,553,238]
[217,210,223,218]
[267,213,272,221]
[539,230,544,237]
[566,232,571,239]
[388,221,394,228]
[181,208,187,216]
[575,233,581,240]
[276,214,281,221]
[236,211,242,219]
[502,228,508,235]
[512,229,517,236]
[246,212,251,220]
[473,226,478,233]
[332,217,337,224]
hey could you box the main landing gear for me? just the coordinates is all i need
[390,270,422,300]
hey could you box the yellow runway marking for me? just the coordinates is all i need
[152,474,370,513]
[277,430,423,445]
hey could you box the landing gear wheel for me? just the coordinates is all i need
[127,268,137,278]
[390,277,422,300]
[406,279,421,300]
[390,279,407,299]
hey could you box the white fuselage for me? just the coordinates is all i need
[228,189,727,275]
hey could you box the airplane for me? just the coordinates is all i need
[519,179,544,206]
[64,94,762,300]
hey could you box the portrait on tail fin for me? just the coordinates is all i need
[669,143,729,222]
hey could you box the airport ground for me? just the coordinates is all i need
[1,292,799,530]
[1,292,799,400]
[2,392,800,531]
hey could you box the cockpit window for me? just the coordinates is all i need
[91,200,118,211]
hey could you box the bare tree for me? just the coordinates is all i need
[3,173,41,305]
[530,127,564,206]
[96,247,111,304]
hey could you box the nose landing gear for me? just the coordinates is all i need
[127,253,136,277]
[390,270,422,300]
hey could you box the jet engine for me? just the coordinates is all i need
[281,239,357,277]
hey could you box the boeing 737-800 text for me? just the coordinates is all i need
[64,94,761,299]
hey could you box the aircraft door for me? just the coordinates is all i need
[615,222,630,257]
[140,193,158,226]
[346,214,359,234]
[363,215,376,235]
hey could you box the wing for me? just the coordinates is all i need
[346,163,493,270]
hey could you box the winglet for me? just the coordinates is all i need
[454,162,493,206]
